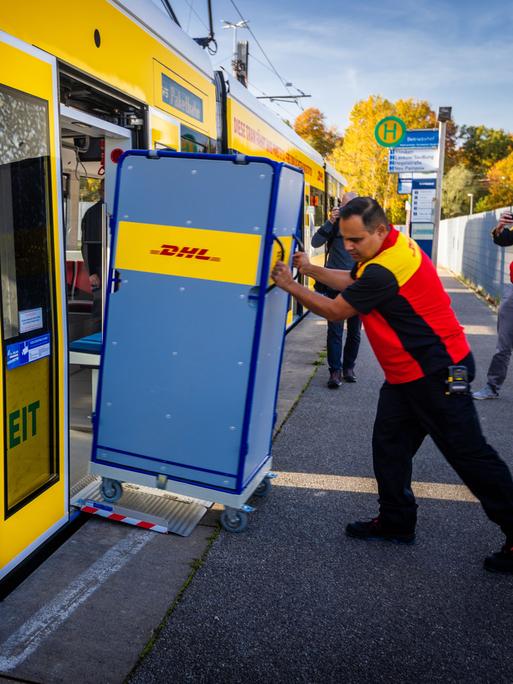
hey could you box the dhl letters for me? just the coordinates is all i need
[150,245,220,262]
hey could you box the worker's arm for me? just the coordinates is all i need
[293,251,355,292]
[271,261,358,321]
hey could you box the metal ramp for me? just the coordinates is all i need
[71,475,212,537]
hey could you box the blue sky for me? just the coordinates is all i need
[157,0,513,135]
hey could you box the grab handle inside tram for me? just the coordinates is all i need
[111,269,122,293]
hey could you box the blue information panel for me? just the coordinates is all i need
[398,129,439,148]
[91,151,304,507]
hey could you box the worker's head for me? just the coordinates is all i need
[339,197,390,262]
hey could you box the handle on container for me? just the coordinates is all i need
[265,235,286,294]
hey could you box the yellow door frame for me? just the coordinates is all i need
[0,30,68,582]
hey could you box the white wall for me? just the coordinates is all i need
[437,206,513,300]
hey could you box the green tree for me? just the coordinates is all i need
[441,164,481,218]
[459,125,513,176]
[293,107,342,157]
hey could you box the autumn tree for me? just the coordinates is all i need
[293,108,342,157]
[475,152,513,212]
[330,96,451,223]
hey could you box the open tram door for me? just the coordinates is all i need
[0,31,68,586]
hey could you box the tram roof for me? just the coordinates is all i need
[225,73,325,168]
[114,0,214,80]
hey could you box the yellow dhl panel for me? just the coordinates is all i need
[227,98,325,191]
[116,222,265,285]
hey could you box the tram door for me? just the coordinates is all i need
[0,32,68,582]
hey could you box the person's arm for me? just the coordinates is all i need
[492,211,513,246]
[271,261,358,321]
[311,208,341,248]
[311,221,335,250]
[294,251,354,291]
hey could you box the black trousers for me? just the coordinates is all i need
[372,355,513,538]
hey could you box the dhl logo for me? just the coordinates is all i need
[150,244,221,262]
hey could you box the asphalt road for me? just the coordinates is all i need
[128,272,513,684]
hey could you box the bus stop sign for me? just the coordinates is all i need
[375,116,407,147]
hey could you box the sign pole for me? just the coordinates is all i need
[431,107,451,266]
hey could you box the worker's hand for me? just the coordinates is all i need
[293,251,311,273]
[328,207,341,224]
[89,274,101,289]
[271,261,294,289]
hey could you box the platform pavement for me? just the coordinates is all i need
[1,270,513,683]
[0,312,326,684]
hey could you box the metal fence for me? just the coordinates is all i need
[437,205,513,301]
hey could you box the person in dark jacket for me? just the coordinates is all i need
[311,191,362,388]
[473,210,513,400]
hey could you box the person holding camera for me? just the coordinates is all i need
[311,191,361,388]
[473,210,513,400]
[271,196,513,574]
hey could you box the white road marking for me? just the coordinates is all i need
[0,530,152,671]
[274,472,478,503]
[463,324,496,335]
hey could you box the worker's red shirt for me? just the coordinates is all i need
[342,229,470,384]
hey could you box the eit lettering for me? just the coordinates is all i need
[9,401,40,449]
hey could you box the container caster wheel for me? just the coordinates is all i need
[220,508,248,533]
[253,477,272,498]
[100,477,123,503]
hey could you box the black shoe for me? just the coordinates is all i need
[327,370,342,389]
[346,517,415,544]
[343,368,357,383]
[484,542,513,573]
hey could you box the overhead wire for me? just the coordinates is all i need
[227,0,302,108]
[244,77,300,121]
[185,0,194,32]
[182,0,210,32]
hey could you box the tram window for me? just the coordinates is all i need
[180,125,215,154]
[310,187,325,227]
[0,84,58,514]
[0,87,53,341]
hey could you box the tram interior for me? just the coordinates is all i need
[60,132,104,487]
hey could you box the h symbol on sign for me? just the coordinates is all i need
[383,122,398,140]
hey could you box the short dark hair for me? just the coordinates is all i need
[339,197,389,233]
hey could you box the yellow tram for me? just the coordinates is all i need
[0,0,346,584]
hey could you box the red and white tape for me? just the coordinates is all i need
[81,505,168,533]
